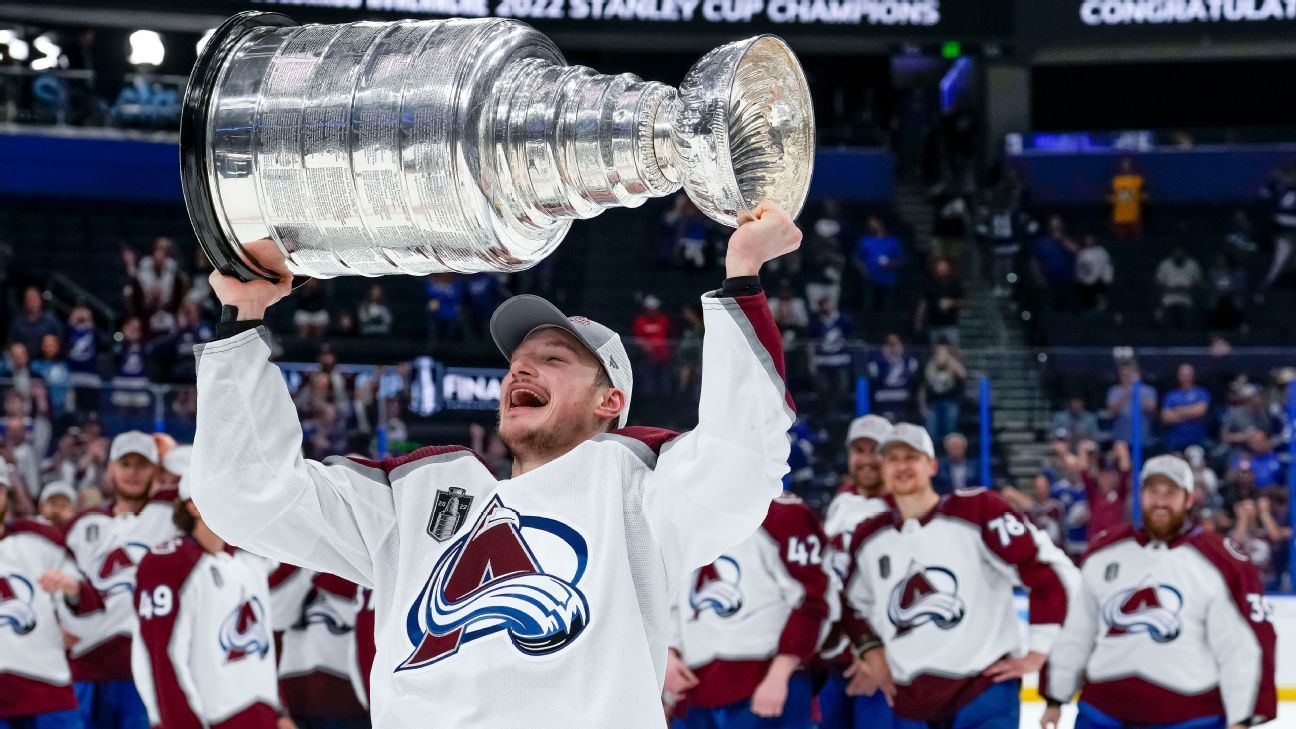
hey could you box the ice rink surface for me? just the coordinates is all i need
[1018,702,1296,729]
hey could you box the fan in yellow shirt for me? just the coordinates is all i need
[1109,156,1146,238]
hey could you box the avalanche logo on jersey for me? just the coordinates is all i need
[399,496,590,671]
[91,541,151,597]
[1102,578,1184,643]
[0,574,38,635]
[297,589,352,636]
[690,556,743,619]
[887,561,967,637]
[219,595,271,662]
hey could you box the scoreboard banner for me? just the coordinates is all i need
[1018,0,1296,44]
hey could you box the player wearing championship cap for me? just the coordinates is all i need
[840,423,1079,729]
[665,492,831,728]
[60,430,180,729]
[131,474,286,729]
[2,467,104,728]
[189,203,801,728]
[37,481,78,529]
[818,415,898,729]
[1041,455,1277,729]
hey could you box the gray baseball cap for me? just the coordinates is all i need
[846,415,892,447]
[879,422,936,460]
[1140,454,1193,493]
[490,295,633,429]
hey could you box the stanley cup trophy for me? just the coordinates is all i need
[181,11,814,281]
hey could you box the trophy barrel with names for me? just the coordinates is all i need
[181,11,815,281]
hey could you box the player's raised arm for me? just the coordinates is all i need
[189,240,395,586]
[642,201,801,583]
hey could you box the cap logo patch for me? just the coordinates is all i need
[568,316,592,326]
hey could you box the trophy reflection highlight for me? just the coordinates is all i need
[181,12,814,281]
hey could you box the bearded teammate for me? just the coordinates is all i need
[1,472,104,729]
[665,492,831,728]
[61,431,180,729]
[818,415,897,729]
[189,202,800,727]
[840,424,1079,729]
[1041,455,1277,729]
[131,475,287,729]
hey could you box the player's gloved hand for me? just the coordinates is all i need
[37,569,80,598]
[1040,704,1062,729]
[983,650,1046,683]
[208,238,294,320]
[725,200,803,278]
[663,648,699,697]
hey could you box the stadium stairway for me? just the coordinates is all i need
[959,243,1054,490]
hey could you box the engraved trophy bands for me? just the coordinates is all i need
[181,11,815,281]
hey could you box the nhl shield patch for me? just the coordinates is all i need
[427,487,474,542]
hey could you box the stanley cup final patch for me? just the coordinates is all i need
[428,487,475,542]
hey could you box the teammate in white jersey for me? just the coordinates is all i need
[841,423,1079,729]
[131,475,286,729]
[190,202,801,728]
[818,414,895,729]
[666,493,831,728]
[1041,455,1277,729]
[61,431,180,729]
[1,473,103,729]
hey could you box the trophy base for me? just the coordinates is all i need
[182,11,298,283]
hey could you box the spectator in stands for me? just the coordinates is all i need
[804,216,846,310]
[167,299,214,382]
[425,272,465,341]
[1257,161,1296,299]
[465,272,508,339]
[1231,496,1290,591]
[1225,208,1259,255]
[1154,246,1203,327]
[1108,156,1146,239]
[1081,440,1131,541]
[920,341,966,444]
[1051,397,1102,447]
[866,332,919,421]
[631,295,672,397]
[1051,453,1089,560]
[290,277,328,339]
[1205,251,1247,331]
[1220,383,1277,449]
[914,258,965,345]
[110,316,151,415]
[1,414,40,502]
[855,215,903,311]
[1032,215,1078,310]
[358,284,393,337]
[1,342,35,404]
[675,303,704,401]
[1228,428,1282,490]
[934,432,977,494]
[302,401,348,460]
[768,282,810,341]
[32,333,71,416]
[137,235,179,313]
[63,304,102,410]
[1160,363,1211,452]
[1185,444,1222,510]
[1074,234,1113,312]
[1105,362,1157,445]
[808,297,853,409]
[662,194,710,268]
[1026,473,1064,548]
[980,168,1031,297]
[8,286,63,356]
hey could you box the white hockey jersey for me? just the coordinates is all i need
[1043,524,1278,726]
[819,488,887,664]
[62,492,181,681]
[842,489,1079,722]
[350,587,377,709]
[0,519,102,718]
[278,572,368,722]
[189,290,794,729]
[671,494,831,708]
[131,536,281,729]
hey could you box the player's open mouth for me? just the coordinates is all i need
[507,386,549,410]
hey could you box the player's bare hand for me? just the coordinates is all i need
[275,716,299,729]
[843,656,878,696]
[61,627,80,649]
[663,648,699,697]
[983,651,1046,683]
[725,200,802,278]
[37,569,80,597]
[1040,705,1062,729]
[750,672,789,718]
[846,648,895,705]
[207,238,294,320]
